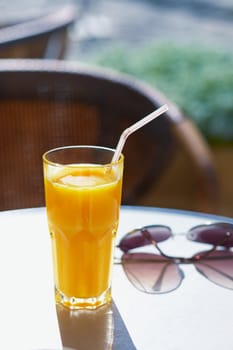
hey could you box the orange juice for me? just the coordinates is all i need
[43,147,123,310]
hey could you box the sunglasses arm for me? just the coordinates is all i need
[147,237,192,263]
[144,231,216,264]
[114,257,123,265]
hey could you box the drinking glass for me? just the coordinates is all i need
[43,146,124,310]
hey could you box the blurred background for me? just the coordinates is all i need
[0,0,233,216]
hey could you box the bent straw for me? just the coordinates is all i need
[112,104,169,163]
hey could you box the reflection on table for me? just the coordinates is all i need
[56,300,136,350]
[56,302,113,350]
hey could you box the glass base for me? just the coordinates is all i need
[55,286,112,310]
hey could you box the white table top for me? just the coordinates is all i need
[0,206,232,350]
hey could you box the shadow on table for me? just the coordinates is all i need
[56,300,136,350]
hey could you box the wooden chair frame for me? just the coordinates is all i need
[0,59,219,213]
[0,5,77,59]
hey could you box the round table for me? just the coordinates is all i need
[0,206,232,350]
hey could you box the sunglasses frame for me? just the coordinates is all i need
[115,223,233,293]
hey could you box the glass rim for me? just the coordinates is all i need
[42,145,124,167]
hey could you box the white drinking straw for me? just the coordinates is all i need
[112,104,169,163]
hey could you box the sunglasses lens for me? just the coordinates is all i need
[118,225,171,252]
[121,253,183,294]
[194,250,233,290]
[187,222,233,247]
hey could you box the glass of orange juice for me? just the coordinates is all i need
[43,145,124,310]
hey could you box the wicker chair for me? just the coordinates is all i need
[0,59,219,213]
[0,5,77,59]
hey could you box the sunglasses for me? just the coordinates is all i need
[115,222,233,294]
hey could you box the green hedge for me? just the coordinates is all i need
[87,43,233,143]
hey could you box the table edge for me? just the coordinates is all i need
[1,205,232,223]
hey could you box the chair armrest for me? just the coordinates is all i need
[171,118,220,213]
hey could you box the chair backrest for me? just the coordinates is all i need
[0,5,77,59]
[0,59,219,213]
